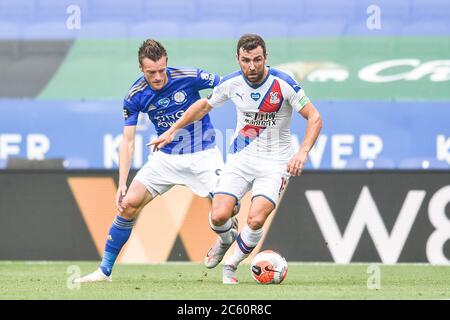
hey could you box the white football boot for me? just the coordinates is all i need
[204,218,239,269]
[222,264,239,284]
[73,268,112,283]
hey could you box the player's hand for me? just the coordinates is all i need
[147,130,176,152]
[115,185,128,213]
[287,150,308,176]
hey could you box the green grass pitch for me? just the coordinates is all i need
[0,262,448,300]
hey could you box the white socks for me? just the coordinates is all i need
[226,224,263,267]
[209,212,234,244]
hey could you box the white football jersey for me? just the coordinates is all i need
[207,67,309,162]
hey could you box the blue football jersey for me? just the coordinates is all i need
[123,67,220,154]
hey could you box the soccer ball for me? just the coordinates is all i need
[250,250,288,284]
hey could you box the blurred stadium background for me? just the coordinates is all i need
[0,0,449,299]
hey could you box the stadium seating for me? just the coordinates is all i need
[0,22,21,40]
[0,0,35,22]
[143,0,196,22]
[87,0,143,22]
[196,0,250,22]
[291,19,347,37]
[1,0,450,39]
[22,22,79,40]
[345,20,403,36]
[183,21,236,39]
[237,21,290,39]
[400,20,450,36]
[248,0,304,22]
[34,0,89,22]
[411,0,450,21]
[303,0,356,21]
[129,21,182,39]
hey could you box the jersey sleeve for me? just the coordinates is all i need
[206,81,230,108]
[122,96,140,126]
[194,69,221,90]
[283,75,311,112]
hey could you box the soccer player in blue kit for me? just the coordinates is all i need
[75,39,238,283]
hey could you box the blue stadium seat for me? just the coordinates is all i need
[77,21,128,38]
[398,157,449,169]
[182,21,235,39]
[22,22,78,40]
[248,0,304,22]
[291,19,346,37]
[34,0,89,22]
[129,21,182,38]
[0,22,21,40]
[87,0,143,22]
[303,0,356,21]
[143,0,196,22]
[196,0,250,22]
[0,0,35,21]
[411,0,450,21]
[345,19,403,36]
[237,21,289,38]
[400,20,450,36]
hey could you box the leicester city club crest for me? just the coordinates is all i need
[173,91,187,104]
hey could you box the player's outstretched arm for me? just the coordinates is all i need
[116,125,136,212]
[287,102,322,176]
[149,98,212,150]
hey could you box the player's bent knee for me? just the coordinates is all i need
[210,212,229,226]
[119,206,139,220]
[211,205,233,226]
[247,215,265,230]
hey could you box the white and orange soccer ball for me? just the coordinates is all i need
[250,250,288,284]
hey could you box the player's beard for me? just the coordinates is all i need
[245,68,265,84]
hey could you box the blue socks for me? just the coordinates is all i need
[100,215,135,276]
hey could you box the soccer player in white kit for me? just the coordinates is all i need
[151,34,322,284]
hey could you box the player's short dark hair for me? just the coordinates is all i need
[138,39,167,65]
[237,34,267,57]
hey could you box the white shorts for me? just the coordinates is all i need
[134,146,224,198]
[214,154,290,208]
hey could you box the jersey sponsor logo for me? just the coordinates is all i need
[243,112,277,127]
[173,90,187,104]
[154,110,185,128]
[251,92,261,101]
[158,97,170,108]
[123,108,130,119]
[236,92,244,100]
